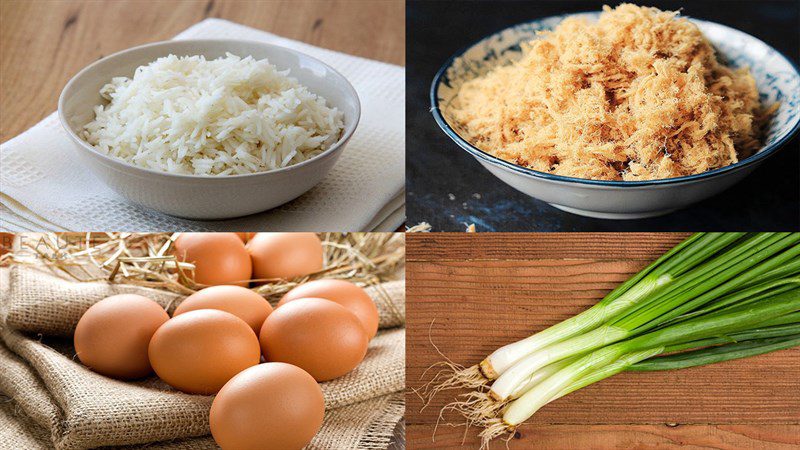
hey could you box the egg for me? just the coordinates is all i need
[247,232,323,280]
[0,233,14,256]
[148,309,261,394]
[174,285,273,334]
[173,233,252,287]
[210,362,324,450]
[259,298,368,381]
[74,294,169,379]
[279,279,379,338]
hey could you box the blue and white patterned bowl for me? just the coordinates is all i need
[431,12,800,219]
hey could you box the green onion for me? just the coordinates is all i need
[500,287,800,428]
[480,233,745,379]
[549,327,800,408]
[425,233,800,447]
[631,333,800,371]
[489,234,800,401]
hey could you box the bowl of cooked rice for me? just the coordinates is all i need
[431,4,800,219]
[59,39,360,219]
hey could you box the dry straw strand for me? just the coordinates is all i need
[3,233,404,303]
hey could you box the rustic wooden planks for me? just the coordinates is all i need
[406,233,800,448]
[407,424,800,450]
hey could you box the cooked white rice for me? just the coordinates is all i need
[81,53,344,175]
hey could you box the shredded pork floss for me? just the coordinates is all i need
[450,4,774,181]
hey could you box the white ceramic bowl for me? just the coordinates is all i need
[432,13,800,219]
[59,39,360,220]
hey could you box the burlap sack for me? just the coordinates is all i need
[0,380,403,450]
[6,266,405,336]
[0,354,403,450]
[0,399,52,450]
[0,266,405,449]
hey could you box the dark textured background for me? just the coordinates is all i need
[406,0,800,231]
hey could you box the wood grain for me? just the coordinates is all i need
[0,0,404,141]
[406,232,693,260]
[406,233,800,448]
[407,424,800,450]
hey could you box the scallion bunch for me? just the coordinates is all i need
[422,233,800,448]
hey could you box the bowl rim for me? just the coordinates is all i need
[58,38,361,180]
[430,13,800,187]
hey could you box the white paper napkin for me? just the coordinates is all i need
[0,19,405,232]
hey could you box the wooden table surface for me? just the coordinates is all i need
[406,233,800,449]
[0,0,405,142]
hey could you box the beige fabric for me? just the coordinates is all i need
[0,388,403,450]
[366,280,406,329]
[0,265,405,449]
[5,266,181,336]
[1,326,214,449]
[0,344,64,443]
[136,393,405,450]
[311,392,404,450]
[5,266,405,336]
[0,400,52,450]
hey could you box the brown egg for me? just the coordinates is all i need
[174,285,273,334]
[279,279,379,338]
[247,233,323,280]
[173,233,252,287]
[74,294,169,380]
[148,309,261,394]
[259,298,368,381]
[210,362,324,450]
[0,233,14,256]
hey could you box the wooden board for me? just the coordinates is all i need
[406,233,800,449]
[406,424,800,450]
[0,0,405,141]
